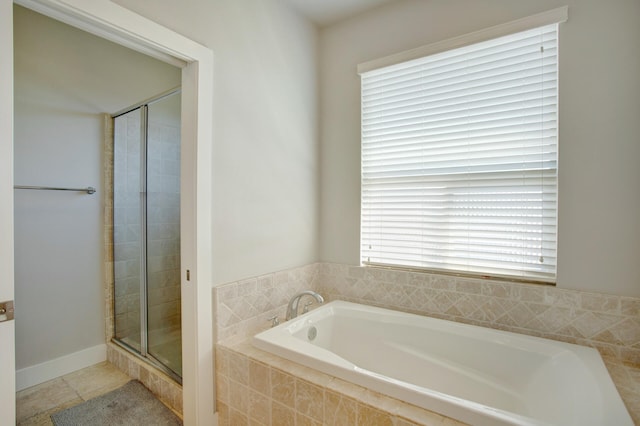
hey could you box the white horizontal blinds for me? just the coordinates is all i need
[361,24,558,282]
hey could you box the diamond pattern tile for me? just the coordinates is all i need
[214,262,640,366]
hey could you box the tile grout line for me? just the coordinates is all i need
[60,376,84,402]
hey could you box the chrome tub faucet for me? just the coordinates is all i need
[286,290,324,320]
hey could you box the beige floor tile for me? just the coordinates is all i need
[62,361,130,400]
[16,378,79,423]
[16,413,54,426]
[17,361,133,423]
[16,361,180,425]
[17,397,82,426]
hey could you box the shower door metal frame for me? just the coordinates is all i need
[112,88,182,384]
[138,102,149,359]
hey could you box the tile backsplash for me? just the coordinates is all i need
[214,263,320,344]
[213,262,640,365]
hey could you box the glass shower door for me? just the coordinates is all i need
[112,89,182,380]
[146,93,182,377]
[113,107,143,354]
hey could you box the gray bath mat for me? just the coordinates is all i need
[51,380,181,425]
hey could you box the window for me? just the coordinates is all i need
[360,13,566,283]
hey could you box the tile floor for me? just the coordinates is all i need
[16,362,132,425]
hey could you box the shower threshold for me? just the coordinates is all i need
[112,337,182,385]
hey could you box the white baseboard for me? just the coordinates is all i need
[16,343,107,391]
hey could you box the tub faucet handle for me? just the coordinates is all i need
[302,301,314,313]
[267,315,280,327]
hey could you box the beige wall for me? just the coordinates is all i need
[112,0,321,286]
[319,0,640,297]
[13,6,180,369]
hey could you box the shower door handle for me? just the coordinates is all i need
[0,301,14,322]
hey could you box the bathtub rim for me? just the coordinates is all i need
[253,300,632,426]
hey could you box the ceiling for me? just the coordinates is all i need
[285,0,399,27]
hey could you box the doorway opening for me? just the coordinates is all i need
[5,0,214,423]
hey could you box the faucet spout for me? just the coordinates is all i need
[286,290,324,320]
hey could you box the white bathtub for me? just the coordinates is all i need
[253,300,632,426]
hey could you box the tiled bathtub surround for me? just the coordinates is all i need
[319,263,640,366]
[214,263,320,344]
[216,341,640,425]
[216,341,465,426]
[214,263,640,423]
[215,262,640,366]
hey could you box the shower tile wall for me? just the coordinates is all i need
[113,111,142,350]
[146,117,181,349]
[113,113,181,352]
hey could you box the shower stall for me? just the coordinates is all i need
[111,89,182,381]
